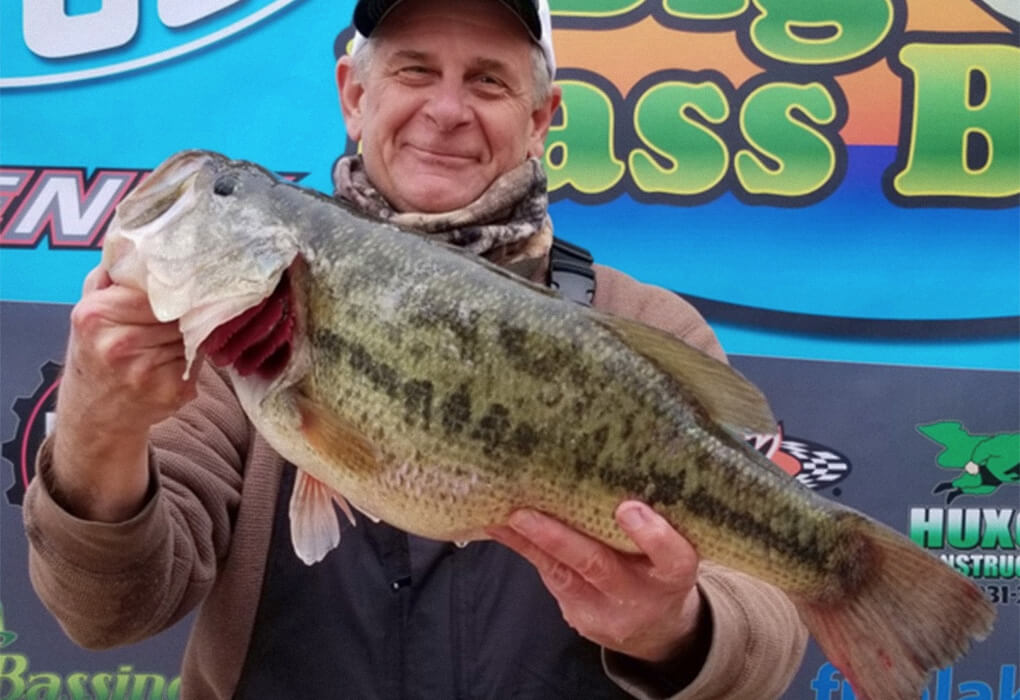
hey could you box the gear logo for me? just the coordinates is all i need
[2,361,61,507]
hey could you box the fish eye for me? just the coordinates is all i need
[213,175,239,196]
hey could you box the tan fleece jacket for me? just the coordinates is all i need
[24,264,807,699]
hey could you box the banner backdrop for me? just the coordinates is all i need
[1,0,1017,697]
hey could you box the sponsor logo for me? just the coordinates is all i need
[0,599,180,699]
[919,421,1019,504]
[748,422,852,491]
[911,421,1019,595]
[0,166,306,250]
[0,0,305,88]
[810,662,1020,700]
[2,362,60,507]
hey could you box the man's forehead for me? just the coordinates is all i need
[383,48,522,72]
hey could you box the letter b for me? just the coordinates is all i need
[0,654,27,700]
[893,43,1020,199]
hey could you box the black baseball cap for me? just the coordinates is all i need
[350,0,556,77]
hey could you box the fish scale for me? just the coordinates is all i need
[102,150,996,700]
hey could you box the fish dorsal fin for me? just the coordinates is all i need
[289,469,356,565]
[594,312,776,435]
[295,392,384,476]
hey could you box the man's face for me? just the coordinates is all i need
[337,0,559,213]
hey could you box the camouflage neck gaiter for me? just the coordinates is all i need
[331,154,553,276]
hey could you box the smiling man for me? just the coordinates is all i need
[339,1,557,213]
[24,0,807,697]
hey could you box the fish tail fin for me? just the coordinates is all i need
[797,515,995,700]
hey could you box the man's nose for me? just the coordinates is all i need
[423,81,472,131]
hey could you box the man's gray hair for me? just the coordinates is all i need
[351,36,554,107]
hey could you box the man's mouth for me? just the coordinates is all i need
[407,144,476,165]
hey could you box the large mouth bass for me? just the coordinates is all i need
[102,150,994,700]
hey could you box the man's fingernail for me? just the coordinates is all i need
[509,510,539,534]
[618,504,648,530]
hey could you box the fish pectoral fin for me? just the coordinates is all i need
[295,392,383,476]
[289,469,355,565]
[594,312,776,435]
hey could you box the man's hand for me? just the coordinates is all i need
[50,265,198,522]
[487,501,707,666]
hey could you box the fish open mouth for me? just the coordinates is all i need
[200,269,295,380]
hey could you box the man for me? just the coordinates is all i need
[24,0,807,697]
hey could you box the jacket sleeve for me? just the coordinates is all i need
[591,264,808,699]
[591,264,726,364]
[603,563,808,699]
[23,364,251,649]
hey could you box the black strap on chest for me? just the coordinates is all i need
[548,237,596,306]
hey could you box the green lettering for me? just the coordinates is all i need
[980,509,1015,549]
[954,555,972,576]
[663,0,748,20]
[26,674,60,700]
[750,0,893,64]
[981,556,999,578]
[545,80,626,195]
[67,673,89,700]
[167,677,181,700]
[734,82,837,197]
[893,43,1020,199]
[0,654,27,700]
[628,81,729,195]
[91,673,113,698]
[548,0,641,17]
[911,508,944,548]
[947,509,981,549]
[130,674,166,700]
[113,665,132,700]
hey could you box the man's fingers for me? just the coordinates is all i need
[503,509,634,595]
[91,284,163,325]
[81,266,112,294]
[103,322,186,357]
[487,525,595,599]
[615,501,698,583]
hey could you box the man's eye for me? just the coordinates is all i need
[475,75,506,90]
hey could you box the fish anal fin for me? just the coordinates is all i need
[289,469,356,565]
[295,392,383,476]
[596,312,775,435]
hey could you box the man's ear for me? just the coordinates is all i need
[336,55,365,142]
[527,84,562,159]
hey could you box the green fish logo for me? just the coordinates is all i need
[918,421,1020,503]
[0,602,17,649]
